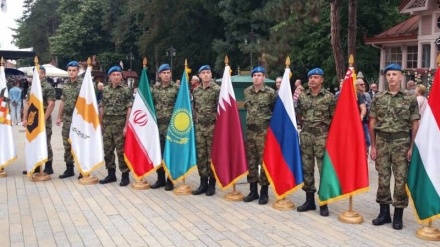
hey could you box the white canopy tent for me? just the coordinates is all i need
[18,64,69,77]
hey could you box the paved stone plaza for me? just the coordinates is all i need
[1,101,439,246]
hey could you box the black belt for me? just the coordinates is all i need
[377,131,408,140]
[247,124,267,132]
[157,118,169,124]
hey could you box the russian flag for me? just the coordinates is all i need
[263,63,303,199]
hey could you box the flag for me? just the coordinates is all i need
[407,68,440,223]
[318,68,369,204]
[69,66,104,175]
[163,69,197,181]
[0,64,16,168]
[211,64,248,189]
[262,66,303,199]
[25,67,48,175]
[124,66,161,179]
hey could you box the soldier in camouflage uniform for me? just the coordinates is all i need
[22,66,56,175]
[243,66,276,205]
[98,66,133,186]
[150,64,178,191]
[56,61,82,179]
[192,65,220,196]
[296,68,335,216]
[369,63,419,230]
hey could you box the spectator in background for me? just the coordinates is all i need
[369,83,379,99]
[293,79,304,107]
[406,80,416,95]
[97,82,104,104]
[415,84,427,116]
[274,76,282,94]
[8,80,22,125]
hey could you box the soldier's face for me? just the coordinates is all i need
[385,70,402,87]
[252,72,265,87]
[199,70,212,83]
[38,70,46,80]
[308,75,324,89]
[109,72,122,84]
[67,66,79,80]
[159,70,171,84]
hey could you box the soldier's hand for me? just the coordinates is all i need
[370,146,377,161]
[56,118,62,126]
[406,147,412,162]
[123,125,127,136]
[22,120,27,127]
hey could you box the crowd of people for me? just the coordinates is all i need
[4,60,427,231]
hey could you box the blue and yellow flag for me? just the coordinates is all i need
[163,69,197,181]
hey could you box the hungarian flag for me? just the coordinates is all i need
[263,66,303,199]
[25,67,48,175]
[124,66,161,179]
[407,68,440,223]
[211,64,248,189]
[163,69,197,181]
[0,63,16,168]
[318,68,369,204]
[69,66,104,175]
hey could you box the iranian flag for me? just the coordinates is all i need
[124,65,161,179]
[318,68,369,204]
[407,67,440,223]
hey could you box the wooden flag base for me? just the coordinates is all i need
[273,199,295,211]
[131,180,150,190]
[224,184,244,201]
[0,169,7,178]
[32,172,51,182]
[173,184,192,195]
[416,220,440,241]
[338,210,364,224]
[79,174,98,185]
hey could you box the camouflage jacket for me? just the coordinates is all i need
[101,84,133,116]
[151,83,179,126]
[244,85,276,126]
[296,87,335,129]
[370,89,419,133]
[61,77,83,115]
[193,81,220,125]
[26,79,56,112]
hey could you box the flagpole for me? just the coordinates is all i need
[337,55,363,224]
[31,56,51,182]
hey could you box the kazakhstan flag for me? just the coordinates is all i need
[163,69,197,182]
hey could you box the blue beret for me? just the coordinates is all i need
[34,66,45,72]
[198,65,211,73]
[107,65,122,76]
[66,61,80,68]
[384,63,402,73]
[251,66,265,76]
[307,68,324,77]
[158,64,171,73]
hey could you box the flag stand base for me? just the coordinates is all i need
[416,226,440,241]
[224,191,244,201]
[338,210,364,224]
[0,170,7,178]
[173,184,192,195]
[132,181,150,190]
[79,175,98,185]
[273,199,295,211]
[32,172,51,182]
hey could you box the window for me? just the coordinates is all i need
[422,44,431,68]
[406,46,418,68]
[385,47,402,65]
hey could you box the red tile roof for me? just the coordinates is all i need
[364,15,418,44]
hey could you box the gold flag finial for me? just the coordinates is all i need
[0,57,4,66]
[225,55,229,65]
[143,57,147,67]
[286,57,291,68]
[349,54,354,67]
[437,53,440,67]
[34,56,39,66]
[87,57,92,67]
[185,59,188,68]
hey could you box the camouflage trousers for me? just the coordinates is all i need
[46,122,53,162]
[103,116,128,172]
[195,124,215,178]
[300,130,327,192]
[246,128,269,186]
[375,136,410,208]
[62,115,74,164]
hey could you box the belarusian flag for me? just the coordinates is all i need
[407,67,440,223]
[124,66,162,179]
[318,68,369,204]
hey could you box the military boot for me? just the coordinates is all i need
[119,171,130,187]
[150,169,166,189]
[165,178,174,191]
[243,183,259,202]
[192,177,208,195]
[206,177,216,196]
[320,205,329,216]
[297,192,316,212]
[43,161,53,175]
[99,168,117,184]
[392,208,404,230]
[258,185,269,205]
[372,204,392,225]
[59,163,75,179]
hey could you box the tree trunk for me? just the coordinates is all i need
[348,0,357,66]
[330,0,345,80]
